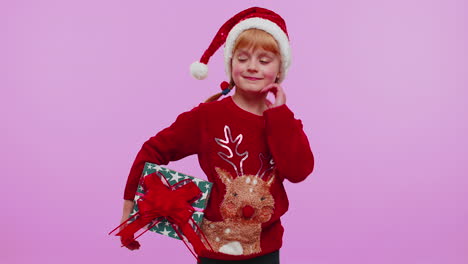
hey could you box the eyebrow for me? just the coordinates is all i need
[236,50,275,57]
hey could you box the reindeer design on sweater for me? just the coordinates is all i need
[201,125,276,256]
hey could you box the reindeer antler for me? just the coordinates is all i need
[215,126,248,177]
[256,153,275,179]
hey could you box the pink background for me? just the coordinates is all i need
[2,0,467,263]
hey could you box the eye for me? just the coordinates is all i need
[260,60,270,65]
[260,197,266,201]
[237,56,248,62]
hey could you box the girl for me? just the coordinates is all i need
[119,7,314,264]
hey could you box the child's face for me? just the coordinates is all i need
[231,47,280,94]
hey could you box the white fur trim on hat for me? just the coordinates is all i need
[190,61,209,80]
[224,17,291,83]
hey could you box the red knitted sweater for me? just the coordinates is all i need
[123,96,314,260]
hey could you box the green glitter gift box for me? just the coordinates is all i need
[129,162,213,240]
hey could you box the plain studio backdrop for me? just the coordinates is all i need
[1,0,467,264]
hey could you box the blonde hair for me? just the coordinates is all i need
[204,29,281,103]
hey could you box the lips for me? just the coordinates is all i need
[243,76,263,81]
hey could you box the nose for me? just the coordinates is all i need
[242,205,255,219]
[247,60,258,72]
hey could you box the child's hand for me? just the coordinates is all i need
[119,200,141,250]
[261,83,286,108]
[119,215,141,250]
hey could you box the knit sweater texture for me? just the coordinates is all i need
[123,96,314,260]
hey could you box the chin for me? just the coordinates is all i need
[239,86,264,94]
[237,81,266,91]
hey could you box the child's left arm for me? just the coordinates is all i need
[262,85,314,183]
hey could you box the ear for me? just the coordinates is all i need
[215,167,234,186]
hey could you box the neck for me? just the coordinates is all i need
[231,89,268,116]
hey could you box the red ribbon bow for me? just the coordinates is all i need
[110,172,212,258]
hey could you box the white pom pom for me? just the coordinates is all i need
[190,61,208,80]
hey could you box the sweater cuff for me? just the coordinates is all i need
[123,194,135,201]
[263,104,295,122]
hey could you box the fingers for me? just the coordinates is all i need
[118,214,140,250]
[260,83,278,95]
[264,98,273,108]
[261,83,286,107]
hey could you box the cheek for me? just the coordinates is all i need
[263,65,280,81]
[263,70,277,80]
[231,64,243,78]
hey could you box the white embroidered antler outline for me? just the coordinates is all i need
[215,125,248,177]
[256,153,275,179]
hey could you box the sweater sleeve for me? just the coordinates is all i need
[123,105,202,200]
[264,104,314,183]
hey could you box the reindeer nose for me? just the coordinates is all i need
[242,205,255,218]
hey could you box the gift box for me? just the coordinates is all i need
[129,162,213,240]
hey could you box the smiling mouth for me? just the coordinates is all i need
[243,76,263,81]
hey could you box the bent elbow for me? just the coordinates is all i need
[285,153,315,183]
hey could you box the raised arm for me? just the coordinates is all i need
[264,105,314,183]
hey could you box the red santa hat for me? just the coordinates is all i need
[190,7,291,83]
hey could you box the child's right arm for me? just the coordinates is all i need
[118,105,202,249]
[122,105,202,200]
[119,199,141,250]
[120,199,134,224]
